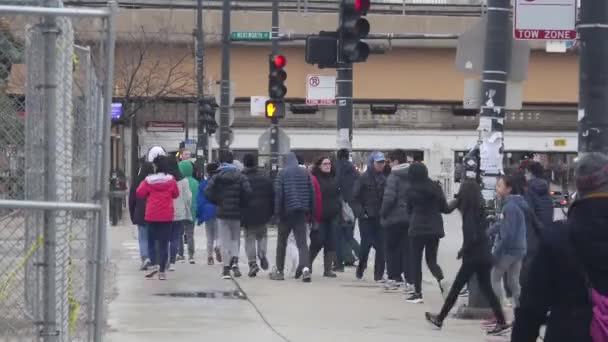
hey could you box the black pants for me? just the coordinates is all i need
[310,217,338,272]
[276,211,310,273]
[336,223,360,266]
[411,236,444,294]
[149,222,172,273]
[358,217,386,281]
[385,224,410,283]
[438,262,506,324]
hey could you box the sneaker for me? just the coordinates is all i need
[144,265,159,279]
[207,256,214,265]
[384,280,400,291]
[486,323,512,336]
[406,293,424,304]
[302,267,312,283]
[140,258,151,271]
[189,257,196,265]
[459,288,469,298]
[260,256,269,271]
[158,272,166,280]
[168,263,176,272]
[269,268,285,281]
[248,263,260,278]
[214,247,222,263]
[323,270,337,278]
[355,266,364,280]
[425,312,443,330]
[481,317,497,328]
[232,266,242,278]
[375,278,387,284]
[176,255,185,262]
[439,279,451,299]
[333,265,345,273]
[403,283,415,294]
[221,267,232,279]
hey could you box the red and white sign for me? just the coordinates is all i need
[145,121,185,132]
[306,75,336,106]
[514,0,577,41]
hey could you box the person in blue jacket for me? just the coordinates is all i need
[197,162,220,265]
[489,175,528,311]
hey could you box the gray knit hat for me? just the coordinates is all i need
[575,153,608,196]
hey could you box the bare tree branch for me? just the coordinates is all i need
[113,25,195,122]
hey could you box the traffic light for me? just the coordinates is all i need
[305,31,339,69]
[268,54,287,100]
[339,0,371,63]
[198,96,218,134]
[265,99,285,119]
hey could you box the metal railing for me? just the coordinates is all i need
[64,0,485,16]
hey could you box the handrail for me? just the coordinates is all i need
[64,0,484,16]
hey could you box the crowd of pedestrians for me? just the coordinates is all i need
[129,146,608,341]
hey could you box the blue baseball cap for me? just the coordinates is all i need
[371,151,385,162]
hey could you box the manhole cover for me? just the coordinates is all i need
[155,290,247,300]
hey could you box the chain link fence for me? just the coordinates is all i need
[0,2,117,342]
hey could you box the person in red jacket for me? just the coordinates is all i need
[136,155,179,280]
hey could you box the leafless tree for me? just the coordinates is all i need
[113,26,196,121]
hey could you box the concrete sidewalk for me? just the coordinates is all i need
[105,217,511,342]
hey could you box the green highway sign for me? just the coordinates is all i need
[231,31,271,41]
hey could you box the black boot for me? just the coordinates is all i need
[323,252,337,278]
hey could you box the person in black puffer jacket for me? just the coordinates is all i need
[525,162,554,231]
[128,161,155,271]
[380,149,412,288]
[241,154,274,277]
[310,156,341,278]
[405,162,450,304]
[334,149,360,270]
[352,151,387,281]
[205,151,252,279]
[512,153,608,342]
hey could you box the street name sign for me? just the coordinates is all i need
[306,75,336,105]
[231,31,271,41]
[514,0,577,41]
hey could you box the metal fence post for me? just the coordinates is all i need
[92,2,117,341]
[41,11,60,342]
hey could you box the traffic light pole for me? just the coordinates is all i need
[578,0,608,154]
[270,0,280,176]
[195,0,208,177]
[336,63,353,150]
[219,0,231,154]
[457,0,511,319]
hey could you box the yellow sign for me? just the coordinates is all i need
[554,139,567,147]
[266,101,276,117]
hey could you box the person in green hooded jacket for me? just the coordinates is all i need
[178,161,200,263]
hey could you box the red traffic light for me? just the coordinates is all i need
[272,55,287,68]
[355,0,370,13]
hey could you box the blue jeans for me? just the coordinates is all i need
[170,221,185,264]
[137,224,150,260]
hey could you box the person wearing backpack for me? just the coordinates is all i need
[511,153,608,342]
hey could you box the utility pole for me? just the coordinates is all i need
[219,0,231,154]
[578,0,608,154]
[270,0,280,175]
[466,0,511,316]
[336,63,353,150]
[195,0,207,177]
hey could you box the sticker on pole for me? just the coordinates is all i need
[306,75,336,106]
[514,0,577,41]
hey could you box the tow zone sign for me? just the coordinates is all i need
[514,0,577,41]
